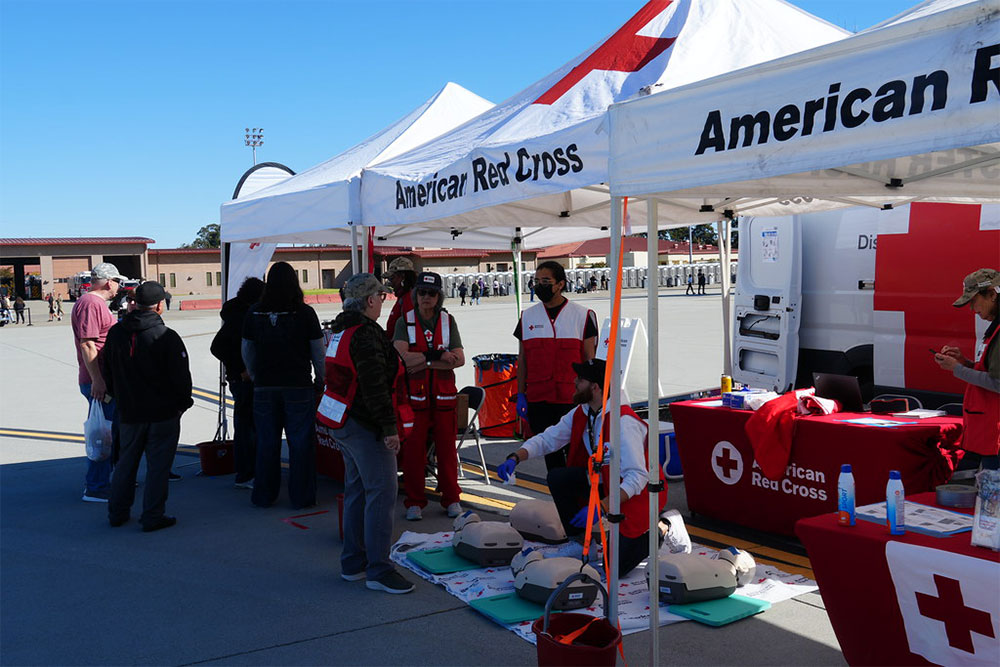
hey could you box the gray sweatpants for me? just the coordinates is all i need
[332,417,399,580]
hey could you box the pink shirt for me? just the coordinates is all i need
[71,292,115,385]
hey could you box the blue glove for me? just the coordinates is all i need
[516,393,529,419]
[497,457,518,482]
[569,506,600,529]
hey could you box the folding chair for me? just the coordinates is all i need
[456,386,489,484]
[872,393,923,410]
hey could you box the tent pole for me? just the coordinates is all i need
[350,225,360,276]
[718,218,733,375]
[647,199,661,663]
[609,197,623,623]
[361,225,370,274]
[512,228,522,315]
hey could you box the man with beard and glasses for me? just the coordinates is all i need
[496,358,667,577]
[513,261,597,472]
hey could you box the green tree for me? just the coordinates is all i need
[183,223,221,248]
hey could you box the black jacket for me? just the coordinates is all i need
[330,310,399,437]
[103,309,193,424]
[211,297,251,380]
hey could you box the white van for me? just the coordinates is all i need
[732,203,998,407]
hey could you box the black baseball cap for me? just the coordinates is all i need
[572,358,606,385]
[135,281,166,306]
[416,272,443,293]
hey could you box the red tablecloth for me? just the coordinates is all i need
[797,492,999,666]
[670,400,962,535]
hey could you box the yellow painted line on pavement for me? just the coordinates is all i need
[459,462,550,493]
[0,428,84,442]
[192,388,234,407]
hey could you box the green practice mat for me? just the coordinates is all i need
[668,594,770,627]
[406,546,480,574]
[469,592,564,625]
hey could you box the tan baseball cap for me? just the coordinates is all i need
[343,273,391,301]
[953,268,1000,307]
[383,257,415,278]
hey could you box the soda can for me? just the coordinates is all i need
[721,374,733,394]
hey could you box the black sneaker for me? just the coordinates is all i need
[142,516,177,533]
[169,471,182,482]
[365,570,414,594]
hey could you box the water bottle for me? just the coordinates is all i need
[837,464,855,526]
[886,470,905,535]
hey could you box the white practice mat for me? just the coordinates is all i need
[391,530,817,644]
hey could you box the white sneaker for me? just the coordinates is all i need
[234,478,254,489]
[405,506,422,521]
[659,509,692,554]
[446,502,462,518]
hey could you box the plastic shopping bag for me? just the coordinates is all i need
[84,398,113,462]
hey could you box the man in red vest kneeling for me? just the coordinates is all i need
[498,358,667,577]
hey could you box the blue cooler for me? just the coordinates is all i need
[658,421,683,480]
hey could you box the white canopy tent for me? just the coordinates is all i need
[604,0,998,659]
[359,0,849,241]
[608,0,1000,209]
[220,82,494,247]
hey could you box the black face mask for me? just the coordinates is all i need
[534,283,556,302]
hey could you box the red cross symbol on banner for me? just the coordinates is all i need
[534,0,676,105]
[874,203,998,393]
[915,574,996,654]
[715,449,739,479]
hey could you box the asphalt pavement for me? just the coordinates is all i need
[0,287,845,665]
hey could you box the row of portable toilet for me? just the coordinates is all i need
[439,262,738,297]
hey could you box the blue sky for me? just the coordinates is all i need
[1,0,918,247]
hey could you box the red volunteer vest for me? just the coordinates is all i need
[962,325,1000,455]
[404,308,458,412]
[521,300,591,404]
[385,291,413,342]
[316,325,412,435]
[566,405,667,539]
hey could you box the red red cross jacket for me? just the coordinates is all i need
[564,404,667,539]
[521,300,592,404]
[403,308,458,412]
[962,324,1000,455]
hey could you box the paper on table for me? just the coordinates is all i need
[857,500,972,536]
[837,417,918,427]
[891,409,946,418]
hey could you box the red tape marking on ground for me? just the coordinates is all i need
[281,510,329,530]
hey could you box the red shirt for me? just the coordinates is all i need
[71,292,114,385]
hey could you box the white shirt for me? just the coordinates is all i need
[522,403,649,499]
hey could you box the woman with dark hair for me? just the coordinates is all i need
[212,276,265,488]
[393,272,465,521]
[513,260,598,472]
[935,268,1000,462]
[241,262,324,509]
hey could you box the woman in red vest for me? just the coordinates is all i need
[498,358,667,577]
[935,268,1000,461]
[514,261,598,472]
[384,256,416,341]
[393,272,465,521]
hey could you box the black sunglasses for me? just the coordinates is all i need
[416,289,438,298]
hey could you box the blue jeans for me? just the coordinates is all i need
[252,386,317,509]
[332,417,399,580]
[228,376,256,483]
[79,384,116,495]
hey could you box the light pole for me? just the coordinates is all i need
[244,127,263,165]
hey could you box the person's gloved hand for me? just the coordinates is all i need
[497,457,518,482]
[569,506,600,529]
[515,393,529,419]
